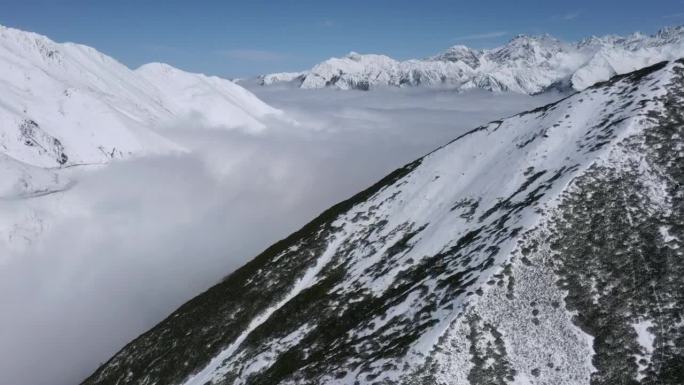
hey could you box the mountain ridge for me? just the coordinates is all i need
[257,26,684,94]
[83,60,683,385]
[0,24,282,173]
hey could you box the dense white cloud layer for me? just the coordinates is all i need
[0,88,562,385]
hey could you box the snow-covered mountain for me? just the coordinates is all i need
[0,24,287,255]
[0,25,282,174]
[259,26,684,93]
[84,61,684,385]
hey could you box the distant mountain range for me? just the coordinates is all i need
[256,26,684,93]
[85,61,684,385]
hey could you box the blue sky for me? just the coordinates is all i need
[1,0,683,77]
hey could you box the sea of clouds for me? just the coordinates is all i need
[0,87,563,385]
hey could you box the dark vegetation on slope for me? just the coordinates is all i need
[83,158,423,385]
[550,60,684,385]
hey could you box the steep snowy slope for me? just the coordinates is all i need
[84,61,683,385]
[259,26,684,93]
[0,25,282,169]
[136,63,281,132]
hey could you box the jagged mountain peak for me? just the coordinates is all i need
[429,45,481,68]
[576,34,621,48]
[83,60,684,385]
[485,33,566,64]
[440,44,471,51]
[506,32,559,43]
[346,51,366,60]
[654,25,684,43]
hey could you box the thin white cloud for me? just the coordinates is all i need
[557,11,581,21]
[453,31,509,41]
[663,12,684,18]
[214,49,288,62]
[564,11,581,20]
